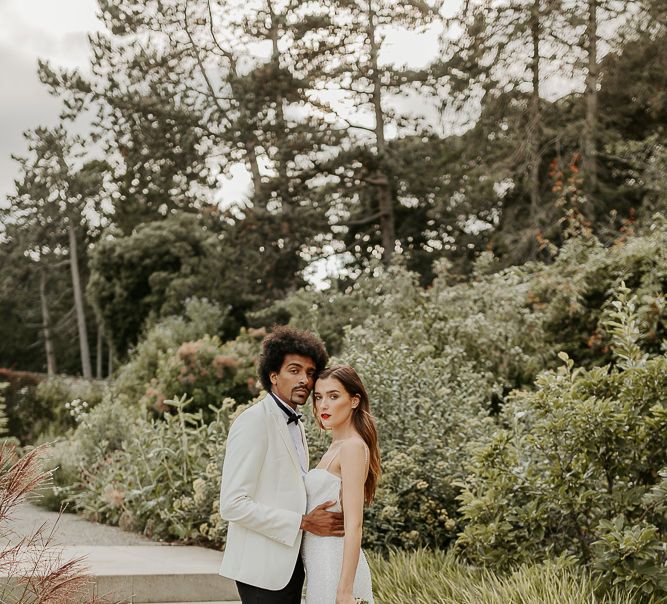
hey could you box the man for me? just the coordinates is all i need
[219,326,344,603]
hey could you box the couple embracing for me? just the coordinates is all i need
[218,326,380,604]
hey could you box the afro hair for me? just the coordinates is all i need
[257,325,329,392]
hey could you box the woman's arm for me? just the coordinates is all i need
[337,439,368,603]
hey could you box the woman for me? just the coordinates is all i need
[302,365,381,604]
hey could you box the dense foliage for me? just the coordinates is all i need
[367,549,657,604]
[2,2,666,598]
[141,330,262,418]
[0,368,46,443]
[27,218,666,600]
[2,1,666,372]
[70,395,236,544]
[457,350,667,595]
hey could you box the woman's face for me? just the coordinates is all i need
[313,376,359,430]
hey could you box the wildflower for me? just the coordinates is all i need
[213,355,239,377]
[193,478,207,506]
[154,398,168,414]
[103,486,125,508]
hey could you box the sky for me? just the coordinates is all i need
[0,0,104,205]
[0,0,453,211]
[0,0,595,288]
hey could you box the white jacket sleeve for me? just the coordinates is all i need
[219,410,302,547]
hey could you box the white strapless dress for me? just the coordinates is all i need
[302,469,375,604]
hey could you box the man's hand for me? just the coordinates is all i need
[300,500,344,536]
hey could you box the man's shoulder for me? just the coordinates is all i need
[232,395,271,426]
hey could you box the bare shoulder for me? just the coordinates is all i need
[339,437,368,464]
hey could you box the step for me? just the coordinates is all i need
[2,545,240,603]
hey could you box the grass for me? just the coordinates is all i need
[367,549,657,604]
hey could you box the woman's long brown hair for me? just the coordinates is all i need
[314,365,381,504]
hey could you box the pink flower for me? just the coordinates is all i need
[103,486,125,508]
[213,355,239,369]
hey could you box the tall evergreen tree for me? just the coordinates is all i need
[40,0,350,280]
[38,4,215,234]
[7,127,103,378]
[311,0,443,266]
[441,0,566,253]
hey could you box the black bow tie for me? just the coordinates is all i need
[270,391,303,425]
[287,413,303,425]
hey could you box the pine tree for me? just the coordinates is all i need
[8,127,103,378]
[442,0,566,230]
[312,0,443,265]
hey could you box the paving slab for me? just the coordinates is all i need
[2,545,239,603]
[2,505,240,603]
[1,504,302,603]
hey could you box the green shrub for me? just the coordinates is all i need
[0,368,44,443]
[368,549,652,604]
[35,389,139,512]
[70,395,247,545]
[328,335,495,550]
[303,262,547,549]
[34,299,251,521]
[37,436,84,511]
[141,329,262,418]
[32,376,106,439]
[0,382,19,448]
[455,288,667,600]
[593,515,667,597]
[110,297,227,408]
[527,220,667,365]
[0,382,8,437]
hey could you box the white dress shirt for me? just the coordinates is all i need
[271,392,308,474]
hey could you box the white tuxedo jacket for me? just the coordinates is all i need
[219,393,308,590]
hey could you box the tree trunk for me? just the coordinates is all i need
[39,270,57,376]
[369,2,386,154]
[584,0,598,190]
[267,0,292,215]
[529,0,541,220]
[246,140,262,197]
[96,324,103,379]
[368,0,395,264]
[68,225,92,379]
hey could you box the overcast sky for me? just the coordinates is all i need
[0,0,104,206]
[0,0,454,211]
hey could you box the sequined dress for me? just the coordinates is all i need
[302,468,374,604]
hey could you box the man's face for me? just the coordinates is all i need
[269,354,317,409]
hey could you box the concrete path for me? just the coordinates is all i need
[3,502,240,603]
[6,502,158,546]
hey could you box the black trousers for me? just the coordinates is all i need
[236,556,305,604]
